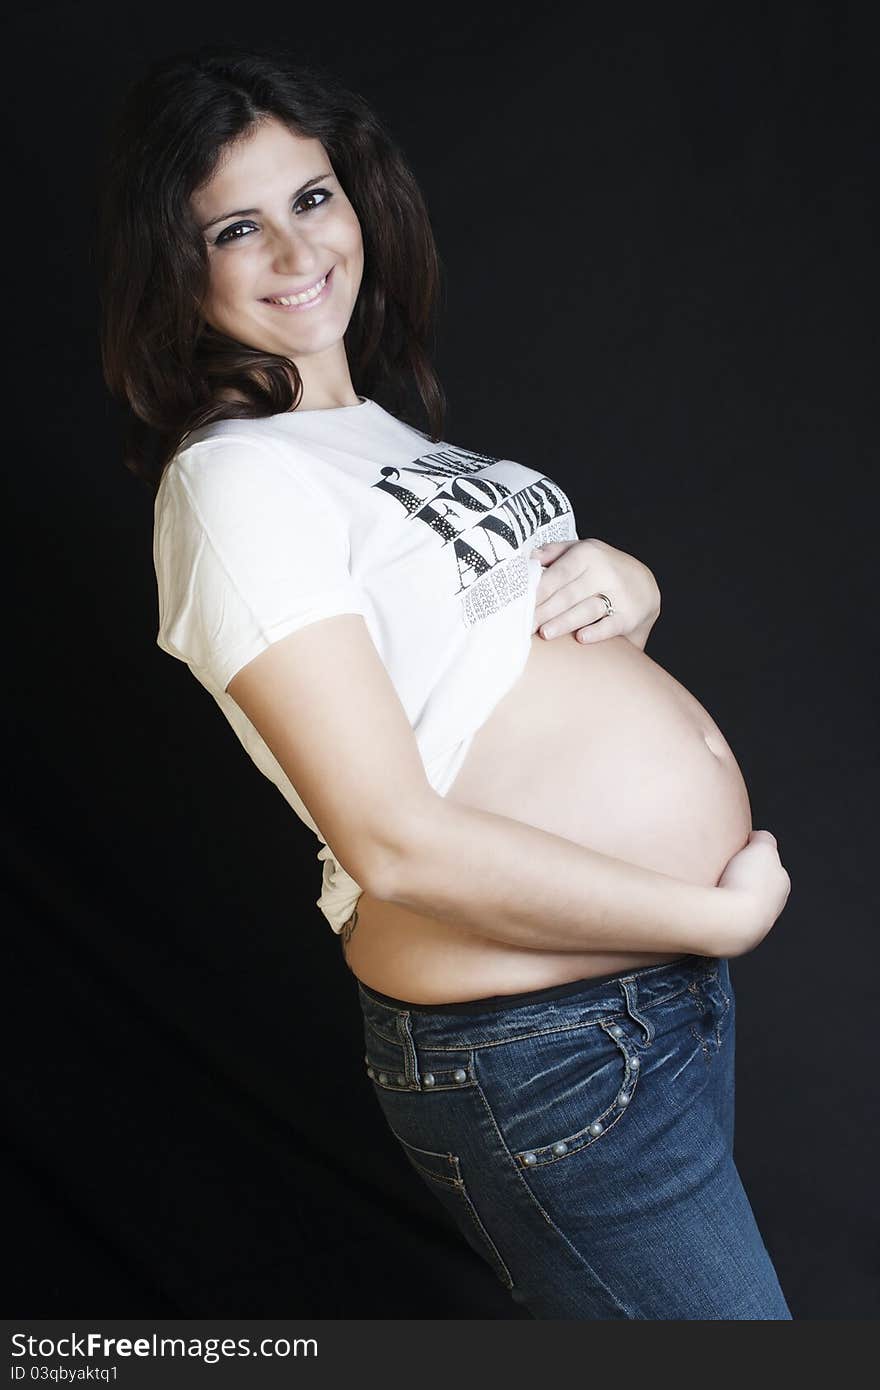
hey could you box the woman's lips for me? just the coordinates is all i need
[261,267,334,311]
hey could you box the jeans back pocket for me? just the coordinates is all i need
[381,1122,515,1291]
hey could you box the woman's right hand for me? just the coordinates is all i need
[715,830,792,956]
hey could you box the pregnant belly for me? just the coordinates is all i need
[344,633,753,1003]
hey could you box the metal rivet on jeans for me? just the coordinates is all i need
[396,1074,406,1086]
[589,1120,604,1136]
[423,1072,435,1087]
[366,1067,375,1079]
[378,1072,389,1084]
[619,1092,630,1105]
[522,1151,537,1166]
[453,1068,468,1083]
[631,1056,640,1068]
[552,1141,568,1155]
[610,1024,624,1037]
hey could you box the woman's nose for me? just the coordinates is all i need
[270,227,321,277]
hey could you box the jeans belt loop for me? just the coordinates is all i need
[619,977,656,1045]
[395,1011,420,1086]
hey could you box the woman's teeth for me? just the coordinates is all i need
[264,272,329,307]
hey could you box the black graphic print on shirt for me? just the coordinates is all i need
[370,445,577,626]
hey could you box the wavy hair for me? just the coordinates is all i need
[95,43,447,489]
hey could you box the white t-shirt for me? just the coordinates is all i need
[153,396,578,932]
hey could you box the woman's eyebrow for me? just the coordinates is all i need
[199,172,333,231]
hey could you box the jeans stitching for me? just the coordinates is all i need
[471,1074,635,1317]
[406,1157,459,1189]
[690,1020,714,1063]
[448,1154,515,1290]
[713,976,731,1049]
[688,973,730,1061]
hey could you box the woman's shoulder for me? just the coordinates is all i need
[159,414,349,532]
[170,411,300,468]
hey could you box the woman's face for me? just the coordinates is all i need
[191,117,364,391]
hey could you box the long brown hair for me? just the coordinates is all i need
[95,43,447,490]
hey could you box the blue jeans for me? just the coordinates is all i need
[357,953,792,1319]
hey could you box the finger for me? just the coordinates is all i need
[538,595,619,639]
[533,540,581,566]
[573,616,621,642]
[533,572,604,626]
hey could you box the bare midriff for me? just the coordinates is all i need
[342,632,753,1004]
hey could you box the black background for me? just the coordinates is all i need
[4,2,877,1319]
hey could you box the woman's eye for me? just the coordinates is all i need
[297,189,332,213]
[213,189,332,245]
[214,222,256,245]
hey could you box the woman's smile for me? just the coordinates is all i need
[261,266,335,310]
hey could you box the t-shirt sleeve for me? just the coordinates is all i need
[153,434,368,693]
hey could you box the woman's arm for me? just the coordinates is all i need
[378,795,747,959]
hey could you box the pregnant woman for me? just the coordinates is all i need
[97,45,793,1319]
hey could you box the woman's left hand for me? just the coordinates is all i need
[531,537,661,646]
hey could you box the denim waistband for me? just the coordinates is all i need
[357,953,718,1048]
